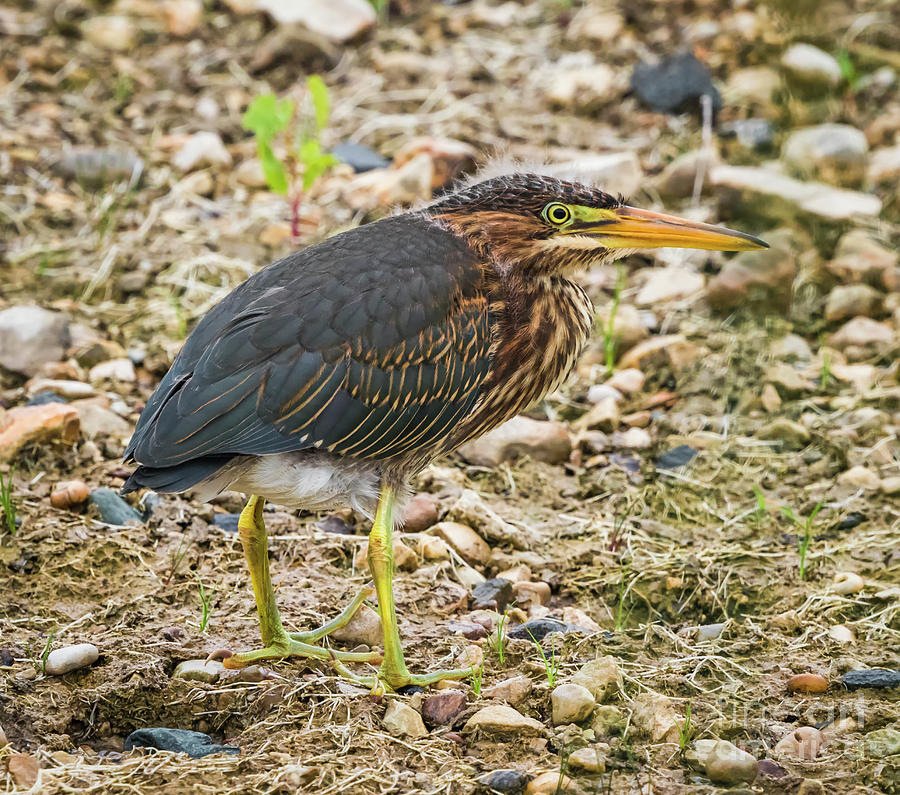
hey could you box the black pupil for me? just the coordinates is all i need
[551,206,567,222]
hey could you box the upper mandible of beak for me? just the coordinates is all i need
[580,206,768,252]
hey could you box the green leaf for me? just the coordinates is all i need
[299,138,337,191]
[306,75,330,132]
[242,94,294,142]
[258,141,288,194]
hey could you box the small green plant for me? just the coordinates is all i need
[556,743,572,794]
[601,264,626,376]
[487,607,510,665]
[34,631,55,676]
[468,652,485,696]
[752,485,767,526]
[613,566,635,632]
[782,500,824,580]
[164,532,191,586]
[0,468,16,536]
[242,76,338,243]
[366,0,388,19]
[820,349,832,389]
[835,49,860,90]
[677,700,693,752]
[196,573,211,632]
[527,630,561,686]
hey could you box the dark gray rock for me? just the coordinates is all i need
[476,769,532,794]
[332,142,389,173]
[56,147,144,189]
[471,578,514,612]
[656,445,698,470]
[212,513,241,532]
[90,488,144,526]
[508,617,568,642]
[27,391,68,406]
[124,728,239,758]
[631,53,722,114]
[842,669,900,691]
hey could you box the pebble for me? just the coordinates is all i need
[172,132,232,172]
[446,489,526,548]
[781,43,842,87]
[568,746,606,773]
[787,673,828,693]
[868,144,900,184]
[382,700,427,738]
[825,284,883,323]
[706,233,796,313]
[656,444,698,470]
[44,643,99,675]
[457,416,572,467]
[402,493,439,532]
[697,622,727,641]
[471,578,514,612]
[631,52,721,114]
[720,118,774,150]
[89,357,137,383]
[463,705,545,738]
[771,334,813,363]
[56,147,144,188]
[430,522,491,566]
[782,124,869,185]
[75,402,133,441]
[393,137,476,190]
[631,693,681,743]
[880,476,900,496]
[798,780,826,795]
[82,15,138,51]
[256,0,375,43]
[50,479,90,510]
[0,723,6,746]
[829,317,894,352]
[332,142,389,173]
[591,705,625,737]
[173,659,225,683]
[567,6,623,44]
[710,165,882,220]
[26,379,94,400]
[837,465,881,490]
[684,738,718,771]
[576,397,620,432]
[476,770,532,794]
[422,691,467,727]
[482,675,533,706]
[561,606,601,634]
[828,625,855,644]
[525,771,573,794]
[330,604,382,648]
[587,384,623,404]
[842,668,900,691]
[756,418,811,450]
[7,753,39,789]
[606,369,645,395]
[162,0,203,35]
[571,657,622,702]
[831,572,864,595]
[773,726,823,760]
[756,758,789,778]
[636,267,705,306]
[354,537,417,572]
[551,683,595,725]
[827,230,898,285]
[344,154,433,211]
[705,740,758,785]
[418,536,451,561]
[544,63,619,113]
[90,488,144,526]
[542,152,642,198]
[508,618,568,642]
[864,727,900,758]
[0,306,69,377]
[514,581,551,607]
[724,66,780,106]
[124,728,239,758]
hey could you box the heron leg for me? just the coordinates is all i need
[367,485,474,691]
[219,495,381,669]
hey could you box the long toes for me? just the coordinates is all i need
[206,648,235,664]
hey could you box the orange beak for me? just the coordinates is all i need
[579,206,768,252]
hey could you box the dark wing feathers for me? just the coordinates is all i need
[125,215,492,469]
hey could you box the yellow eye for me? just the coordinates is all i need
[543,202,572,225]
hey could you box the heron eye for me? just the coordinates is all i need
[543,203,572,226]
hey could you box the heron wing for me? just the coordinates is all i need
[125,215,493,468]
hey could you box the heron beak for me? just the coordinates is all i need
[575,206,768,252]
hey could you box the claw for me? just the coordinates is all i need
[206,648,235,664]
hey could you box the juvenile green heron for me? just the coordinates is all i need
[124,173,766,691]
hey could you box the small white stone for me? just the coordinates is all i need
[257,0,375,42]
[587,384,623,404]
[330,604,382,647]
[430,522,490,566]
[89,358,136,383]
[572,657,622,702]
[837,465,881,490]
[828,624,855,644]
[705,740,758,785]
[173,659,225,683]
[551,683,596,725]
[463,704,545,737]
[382,700,427,738]
[172,132,232,172]
[606,369,645,395]
[482,675,533,706]
[45,643,99,676]
[82,16,138,51]
[781,43,842,86]
[831,572,864,595]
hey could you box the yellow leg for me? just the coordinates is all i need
[220,495,381,670]
[367,485,474,691]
